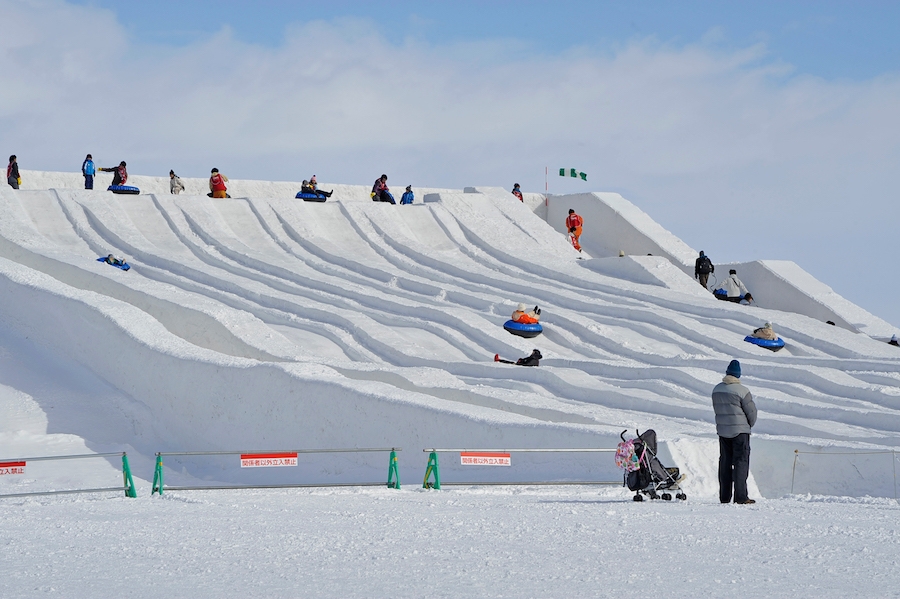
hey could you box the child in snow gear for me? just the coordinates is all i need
[695,251,714,289]
[307,175,332,197]
[400,185,415,205]
[301,180,330,199]
[100,161,128,186]
[751,322,778,341]
[511,183,523,202]
[82,154,95,189]
[372,174,395,204]
[511,303,540,324]
[169,170,185,194]
[516,349,542,366]
[7,155,20,189]
[209,168,229,198]
[712,359,757,504]
[890,335,899,347]
[565,209,583,252]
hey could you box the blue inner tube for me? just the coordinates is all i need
[108,185,140,194]
[295,192,327,202]
[503,320,543,338]
[744,335,784,351]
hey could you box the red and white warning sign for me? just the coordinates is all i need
[460,452,511,466]
[0,460,26,475]
[240,453,298,468]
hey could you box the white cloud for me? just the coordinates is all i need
[1,0,899,325]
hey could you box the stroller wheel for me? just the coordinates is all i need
[661,493,672,501]
[633,494,643,502]
[676,493,687,501]
[648,491,659,500]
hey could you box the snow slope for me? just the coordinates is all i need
[2,171,900,597]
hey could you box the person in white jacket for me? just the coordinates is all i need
[169,170,185,195]
[715,269,751,303]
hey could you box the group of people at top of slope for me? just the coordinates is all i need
[372,174,415,205]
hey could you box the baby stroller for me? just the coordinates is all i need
[617,429,686,502]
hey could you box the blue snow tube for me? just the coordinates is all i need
[108,185,140,195]
[744,335,784,352]
[503,320,543,338]
[295,192,327,202]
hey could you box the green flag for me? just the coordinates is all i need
[580,172,587,181]
[570,168,577,178]
[559,168,565,176]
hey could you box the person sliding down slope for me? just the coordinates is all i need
[751,322,778,341]
[301,180,330,199]
[511,303,540,324]
[308,175,332,197]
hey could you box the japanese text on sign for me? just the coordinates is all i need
[240,453,298,468]
[0,461,26,475]
[460,452,511,466]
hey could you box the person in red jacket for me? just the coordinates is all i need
[565,209,583,252]
[209,168,229,198]
[512,183,523,202]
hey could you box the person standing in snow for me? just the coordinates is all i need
[889,335,899,347]
[512,183,523,202]
[565,209,584,252]
[7,155,20,189]
[169,170,185,194]
[695,250,714,289]
[372,174,395,204]
[714,269,750,303]
[712,359,758,504]
[209,168,228,198]
[400,185,415,205]
[99,161,128,186]
[82,154,95,189]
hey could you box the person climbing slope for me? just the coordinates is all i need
[565,209,583,252]
[715,269,751,303]
[695,251,714,289]
[512,183,523,202]
[7,155,20,189]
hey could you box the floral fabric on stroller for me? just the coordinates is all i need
[616,429,686,502]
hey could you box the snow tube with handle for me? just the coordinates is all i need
[744,335,784,352]
[108,185,140,195]
[96,256,130,271]
[503,320,543,338]
[295,192,327,202]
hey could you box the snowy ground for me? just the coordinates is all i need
[3,486,900,599]
[1,171,899,597]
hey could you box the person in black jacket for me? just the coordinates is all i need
[99,161,128,186]
[695,250,714,289]
[7,155,20,189]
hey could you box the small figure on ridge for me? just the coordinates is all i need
[82,154,95,189]
[400,185,415,205]
[169,170,185,195]
[512,183,523,202]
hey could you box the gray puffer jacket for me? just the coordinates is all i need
[711,375,757,438]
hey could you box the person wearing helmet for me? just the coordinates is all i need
[511,302,541,324]
[99,161,128,186]
[209,168,229,198]
[565,209,583,252]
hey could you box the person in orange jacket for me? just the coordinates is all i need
[209,168,229,198]
[511,302,541,324]
[565,209,583,252]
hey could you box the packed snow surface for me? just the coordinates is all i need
[1,171,899,597]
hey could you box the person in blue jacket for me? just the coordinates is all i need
[82,154,95,189]
[400,185,414,205]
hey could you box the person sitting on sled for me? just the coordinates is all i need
[512,183,523,202]
[307,175,332,197]
[105,254,126,266]
[714,269,750,303]
[565,209,583,252]
[516,349,542,366]
[511,302,541,324]
[301,180,330,199]
[751,322,778,341]
[372,174,395,203]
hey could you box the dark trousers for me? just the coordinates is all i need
[718,433,751,503]
[84,175,93,189]
[7,176,18,189]
[698,273,709,289]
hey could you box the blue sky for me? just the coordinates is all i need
[4,0,900,327]
[77,0,900,80]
